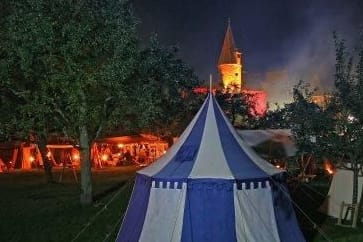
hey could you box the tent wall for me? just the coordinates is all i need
[0,142,43,169]
[320,168,363,219]
[117,175,305,242]
[117,94,305,242]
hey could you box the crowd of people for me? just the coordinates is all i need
[91,142,168,168]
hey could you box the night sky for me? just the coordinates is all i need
[133,0,363,104]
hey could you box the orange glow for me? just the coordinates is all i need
[326,167,334,174]
[72,154,80,161]
[101,154,108,161]
[218,64,242,90]
[117,143,124,148]
[324,159,335,175]
[29,156,35,163]
[46,151,52,158]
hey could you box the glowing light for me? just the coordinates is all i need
[29,156,35,163]
[46,151,52,158]
[276,165,280,169]
[326,167,334,175]
[348,115,356,123]
[117,143,124,148]
[324,160,335,175]
[101,154,108,161]
[72,154,80,161]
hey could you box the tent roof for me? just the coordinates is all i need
[140,94,282,181]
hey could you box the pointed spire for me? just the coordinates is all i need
[218,19,237,65]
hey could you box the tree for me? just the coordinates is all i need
[274,81,338,178]
[1,0,201,205]
[215,88,258,129]
[255,104,290,130]
[0,0,139,204]
[287,81,336,159]
[331,32,363,221]
[131,35,203,142]
[281,33,363,224]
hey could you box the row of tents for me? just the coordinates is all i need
[0,128,295,172]
[0,141,43,170]
[0,134,169,171]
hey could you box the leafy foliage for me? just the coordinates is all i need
[215,89,259,128]
[1,0,139,141]
[130,35,203,140]
[0,0,201,203]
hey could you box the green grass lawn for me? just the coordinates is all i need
[0,168,362,242]
[0,167,138,242]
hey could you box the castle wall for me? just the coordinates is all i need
[243,90,267,116]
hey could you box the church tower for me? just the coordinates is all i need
[218,20,243,92]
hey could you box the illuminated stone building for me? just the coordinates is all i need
[218,20,243,92]
[217,21,267,116]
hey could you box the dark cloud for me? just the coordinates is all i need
[133,0,363,104]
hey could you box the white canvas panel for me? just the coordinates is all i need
[320,167,363,219]
[234,183,280,242]
[139,183,187,242]
[139,98,209,176]
[215,102,281,176]
[189,97,234,178]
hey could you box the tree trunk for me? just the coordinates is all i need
[359,177,363,222]
[80,125,92,204]
[352,160,358,204]
[38,135,54,183]
[351,156,359,222]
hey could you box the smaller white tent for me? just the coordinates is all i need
[237,129,297,157]
[320,164,363,220]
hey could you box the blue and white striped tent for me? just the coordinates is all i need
[116,94,305,242]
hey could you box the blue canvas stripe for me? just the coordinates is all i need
[181,179,237,242]
[212,97,268,180]
[116,174,152,242]
[154,95,209,179]
[271,180,306,242]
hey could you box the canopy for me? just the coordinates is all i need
[320,164,363,220]
[237,129,297,158]
[116,94,305,242]
[95,134,166,145]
